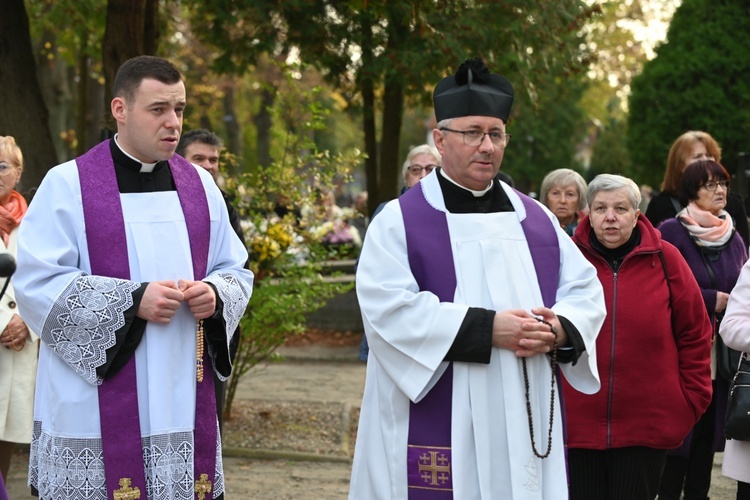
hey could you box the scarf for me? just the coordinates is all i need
[561,213,579,237]
[0,190,28,246]
[677,201,733,247]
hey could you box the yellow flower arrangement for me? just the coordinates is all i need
[250,235,282,263]
[266,222,294,250]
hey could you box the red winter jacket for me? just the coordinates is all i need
[563,214,713,450]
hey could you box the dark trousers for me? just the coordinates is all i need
[568,447,667,500]
[738,481,750,500]
[214,375,227,434]
[658,389,718,500]
[214,326,241,435]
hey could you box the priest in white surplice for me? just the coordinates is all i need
[349,58,605,499]
[14,56,253,500]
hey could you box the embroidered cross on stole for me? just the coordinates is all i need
[77,140,218,499]
[113,478,141,500]
[399,184,560,499]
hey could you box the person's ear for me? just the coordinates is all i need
[111,97,127,124]
[433,129,445,154]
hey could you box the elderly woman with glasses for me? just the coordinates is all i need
[540,168,588,236]
[401,144,441,191]
[657,160,747,500]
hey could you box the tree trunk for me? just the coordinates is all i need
[252,86,274,171]
[361,85,379,216]
[358,11,380,217]
[76,50,90,156]
[36,31,75,163]
[85,66,107,149]
[143,0,160,56]
[0,0,59,194]
[101,0,159,132]
[379,79,404,203]
[378,4,409,205]
[223,83,244,174]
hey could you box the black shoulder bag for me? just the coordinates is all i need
[725,352,750,440]
[698,248,742,382]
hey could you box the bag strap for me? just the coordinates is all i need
[657,251,672,307]
[669,195,681,214]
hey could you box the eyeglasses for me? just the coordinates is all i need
[701,180,730,192]
[408,164,438,175]
[439,128,511,148]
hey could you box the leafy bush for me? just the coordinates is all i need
[222,65,362,419]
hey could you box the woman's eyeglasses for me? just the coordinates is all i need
[701,180,730,192]
[408,164,438,175]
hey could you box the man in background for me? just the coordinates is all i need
[178,129,245,248]
[177,128,247,432]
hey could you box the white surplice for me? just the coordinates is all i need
[15,159,253,500]
[349,172,605,499]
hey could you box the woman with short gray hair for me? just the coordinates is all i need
[562,173,713,499]
[585,173,641,213]
[540,168,587,236]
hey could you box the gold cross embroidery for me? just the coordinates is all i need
[195,473,212,500]
[113,478,141,500]
[418,450,451,486]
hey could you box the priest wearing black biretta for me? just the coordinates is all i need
[348,56,604,499]
[433,57,514,123]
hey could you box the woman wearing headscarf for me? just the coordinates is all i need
[0,136,37,483]
[657,160,747,500]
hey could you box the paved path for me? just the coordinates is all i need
[3,343,740,498]
[3,344,365,499]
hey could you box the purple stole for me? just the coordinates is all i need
[77,140,217,500]
[399,183,560,498]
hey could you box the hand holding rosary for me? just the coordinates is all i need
[522,316,558,459]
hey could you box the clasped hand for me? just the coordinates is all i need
[491,307,566,358]
[137,280,216,324]
[1,314,30,351]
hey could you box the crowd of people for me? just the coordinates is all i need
[352,58,750,500]
[0,53,749,500]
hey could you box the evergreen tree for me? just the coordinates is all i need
[628,0,750,187]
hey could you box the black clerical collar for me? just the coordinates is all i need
[108,138,176,193]
[436,167,514,213]
[109,138,169,174]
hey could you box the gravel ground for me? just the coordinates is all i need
[223,400,357,457]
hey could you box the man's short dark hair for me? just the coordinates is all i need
[113,56,182,104]
[176,129,223,157]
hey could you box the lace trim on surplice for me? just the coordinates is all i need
[204,272,251,335]
[204,272,251,382]
[41,275,141,385]
[29,421,225,500]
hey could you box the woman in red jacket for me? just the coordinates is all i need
[564,174,713,500]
